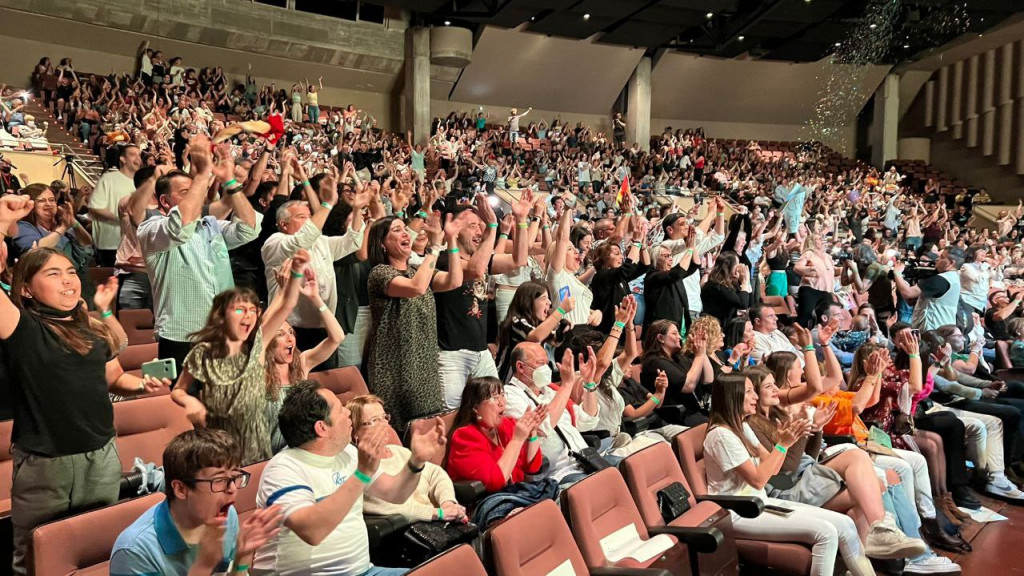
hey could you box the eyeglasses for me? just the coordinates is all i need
[187,471,250,493]
[360,413,391,428]
[485,392,506,404]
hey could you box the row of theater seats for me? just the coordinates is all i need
[20,418,838,576]
[0,366,371,575]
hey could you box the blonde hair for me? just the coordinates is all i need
[345,394,385,432]
[683,316,722,356]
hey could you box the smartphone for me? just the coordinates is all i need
[142,358,177,381]
[558,286,571,303]
[763,504,795,518]
[910,329,921,340]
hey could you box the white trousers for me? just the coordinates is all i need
[439,349,499,408]
[335,306,371,368]
[931,405,1004,474]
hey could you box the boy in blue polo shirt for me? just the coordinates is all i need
[110,429,282,576]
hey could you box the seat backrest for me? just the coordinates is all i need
[405,410,457,465]
[235,459,268,522]
[0,419,12,509]
[996,340,1012,370]
[113,395,192,471]
[620,443,698,528]
[31,492,164,576]
[488,500,589,576]
[308,367,369,404]
[675,424,709,495]
[119,309,155,345]
[562,468,652,567]
[118,342,159,373]
[409,544,488,576]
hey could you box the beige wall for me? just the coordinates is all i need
[3,150,67,187]
[652,118,856,151]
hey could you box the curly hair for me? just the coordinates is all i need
[682,316,722,356]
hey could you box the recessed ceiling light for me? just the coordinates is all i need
[444,20,451,25]
[706,12,714,19]
[738,35,745,41]
[583,13,590,20]
[903,44,910,49]
[869,23,877,29]
[530,16,535,21]
[835,42,841,47]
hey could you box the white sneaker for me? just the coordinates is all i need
[904,556,962,574]
[864,512,928,559]
[986,477,1024,500]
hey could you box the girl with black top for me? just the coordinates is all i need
[589,217,650,334]
[700,251,752,326]
[495,280,572,382]
[0,197,167,575]
[639,319,710,426]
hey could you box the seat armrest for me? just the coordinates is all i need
[622,414,658,436]
[696,495,764,518]
[453,481,485,506]
[364,514,413,549]
[994,368,1024,381]
[647,525,723,554]
[589,567,672,576]
[823,435,857,446]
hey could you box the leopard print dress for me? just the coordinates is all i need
[366,264,445,434]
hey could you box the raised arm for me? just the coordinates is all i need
[0,196,35,338]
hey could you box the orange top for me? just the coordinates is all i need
[812,391,868,443]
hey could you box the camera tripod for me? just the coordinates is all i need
[55,152,78,190]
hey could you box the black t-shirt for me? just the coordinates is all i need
[434,252,488,352]
[334,255,370,333]
[918,273,951,299]
[985,307,1019,340]
[640,355,706,416]
[591,259,649,333]
[2,312,114,456]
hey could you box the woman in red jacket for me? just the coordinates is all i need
[445,377,546,492]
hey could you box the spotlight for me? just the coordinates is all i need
[583,13,590,20]
[738,35,745,41]
[444,20,451,25]
[903,44,910,49]
[835,42,841,47]
[706,12,714,19]
[869,23,877,29]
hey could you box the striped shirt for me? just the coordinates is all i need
[138,207,261,342]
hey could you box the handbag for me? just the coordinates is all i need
[571,445,613,474]
[398,521,479,566]
[656,481,691,523]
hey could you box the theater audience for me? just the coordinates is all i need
[640,319,711,426]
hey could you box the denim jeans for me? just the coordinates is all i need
[883,484,936,563]
[117,271,152,311]
[362,567,408,576]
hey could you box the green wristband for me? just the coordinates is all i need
[221,178,238,190]
[614,321,627,329]
[908,353,920,359]
[302,180,311,187]
[650,396,661,406]
[449,247,460,254]
[353,470,372,484]
[437,507,444,520]
[395,211,405,217]
[774,444,787,454]
[516,222,528,229]
[499,233,509,240]
[803,345,815,352]
[583,382,597,391]
[416,210,429,219]
[234,565,249,573]
[101,310,113,319]
[489,222,500,229]
[556,307,567,316]
[528,436,539,442]
[321,201,333,210]
[290,271,304,279]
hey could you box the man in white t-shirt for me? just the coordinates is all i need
[748,304,805,367]
[89,144,142,266]
[253,381,445,576]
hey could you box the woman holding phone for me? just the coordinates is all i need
[546,208,601,327]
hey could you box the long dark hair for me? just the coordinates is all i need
[444,377,505,468]
[640,319,677,363]
[11,248,119,357]
[189,287,262,358]
[367,216,399,268]
[707,251,741,290]
[744,365,787,448]
[764,351,799,390]
[497,281,549,352]
[708,373,758,457]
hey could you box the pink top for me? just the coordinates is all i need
[800,251,835,292]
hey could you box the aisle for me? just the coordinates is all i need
[942,492,1024,574]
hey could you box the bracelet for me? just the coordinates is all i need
[226,185,244,195]
[449,247,460,254]
[302,180,311,187]
[407,460,425,474]
[542,225,550,230]
[717,212,725,216]
[395,211,405,217]
[101,310,113,319]
[803,345,815,352]
[583,382,597,392]
[498,233,509,240]
[614,321,627,329]
[632,242,642,249]
[318,304,329,313]
[516,222,528,229]
[774,444,787,454]
[556,307,566,316]
[321,201,333,210]
[290,270,304,279]
[488,222,500,229]
[528,436,539,442]
[437,507,444,520]
[234,565,249,573]
[908,353,920,359]
[650,396,661,406]
[220,178,238,190]
[353,470,372,484]
[415,210,429,219]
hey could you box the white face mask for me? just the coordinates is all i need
[531,364,552,388]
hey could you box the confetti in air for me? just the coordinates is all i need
[804,0,970,156]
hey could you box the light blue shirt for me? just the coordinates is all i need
[110,500,239,576]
